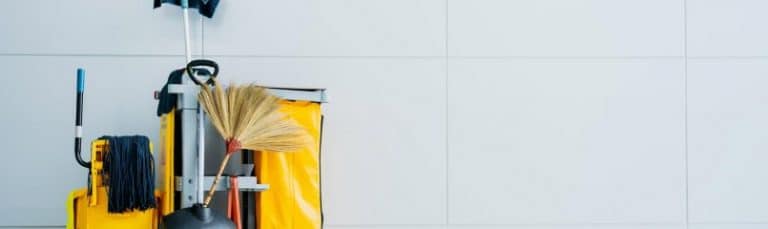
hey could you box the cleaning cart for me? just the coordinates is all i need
[66,0,327,227]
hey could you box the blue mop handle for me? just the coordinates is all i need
[75,68,90,168]
[181,0,189,8]
[77,69,85,92]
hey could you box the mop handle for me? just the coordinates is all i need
[74,68,90,168]
[181,0,192,63]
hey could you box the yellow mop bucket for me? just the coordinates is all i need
[66,140,160,229]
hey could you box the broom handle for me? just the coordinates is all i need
[203,153,232,207]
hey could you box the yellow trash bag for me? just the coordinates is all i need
[255,100,323,229]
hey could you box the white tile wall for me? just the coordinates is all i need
[687,0,768,57]
[448,225,683,229]
[690,224,768,229]
[332,225,685,229]
[447,59,686,225]
[1,0,767,228]
[448,0,684,57]
[687,60,768,223]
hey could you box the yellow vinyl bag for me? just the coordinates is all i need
[255,101,323,229]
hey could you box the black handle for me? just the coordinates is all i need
[75,68,91,169]
[186,59,219,86]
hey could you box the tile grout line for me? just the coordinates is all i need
[444,0,450,226]
[8,222,768,228]
[683,0,690,228]
[2,53,766,59]
[0,53,684,59]
[324,222,736,227]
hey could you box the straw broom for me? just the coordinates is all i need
[198,79,311,207]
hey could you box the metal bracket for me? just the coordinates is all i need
[170,84,327,104]
[176,176,269,192]
[267,87,328,103]
[168,83,201,110]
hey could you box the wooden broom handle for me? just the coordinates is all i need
[203,153,232,207]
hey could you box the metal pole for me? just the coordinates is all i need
[181,0,206,205]
[182,1,192,63]
[197,96,205,204]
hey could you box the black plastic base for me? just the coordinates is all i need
[162,204,235,229]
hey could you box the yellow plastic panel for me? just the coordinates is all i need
[66,189,87,229]
[68,187,157,229]
[256,101,322,229]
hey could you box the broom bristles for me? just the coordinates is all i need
[198,79,312,153]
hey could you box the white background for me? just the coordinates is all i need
[0,0,765,228]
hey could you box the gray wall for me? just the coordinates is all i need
[1,0,766,228]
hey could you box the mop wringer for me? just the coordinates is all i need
[66,69,161,229]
